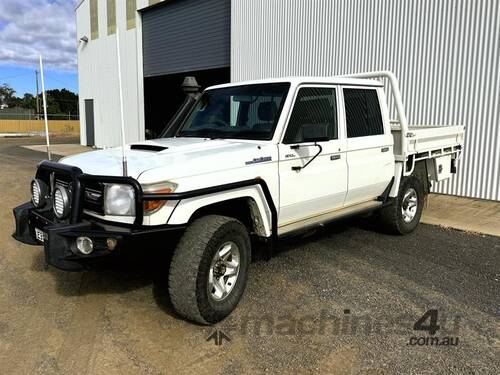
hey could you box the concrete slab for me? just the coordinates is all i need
[21,143,92,157]
[422,193,500,237]
[0,133,37,137]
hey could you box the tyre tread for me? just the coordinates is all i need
[168,215,245,324]
[379,176,424,235]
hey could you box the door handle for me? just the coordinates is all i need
[381,147,389,152]
[330,154,341,160]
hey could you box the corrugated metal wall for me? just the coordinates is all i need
[231,0,500,201]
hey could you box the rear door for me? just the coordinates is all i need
[278,86,347,228]
[341,87,394,205]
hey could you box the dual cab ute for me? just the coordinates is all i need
[13,71,464,324]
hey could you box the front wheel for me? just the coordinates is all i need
[168,215,251,324]
[379,176,424,234]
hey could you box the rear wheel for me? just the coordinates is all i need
[168,215,251,324]
[379,176,424,234]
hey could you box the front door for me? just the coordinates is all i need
[278,86,347,231]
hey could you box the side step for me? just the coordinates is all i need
[277,200,384,237]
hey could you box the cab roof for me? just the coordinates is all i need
[207,76,383,90]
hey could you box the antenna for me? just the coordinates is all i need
[35,69,40,119]
[39,55,51,160]
[116,29,128,176]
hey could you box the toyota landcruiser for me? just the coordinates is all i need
[13,71,465,324]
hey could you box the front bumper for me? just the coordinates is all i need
[13,202,184,271]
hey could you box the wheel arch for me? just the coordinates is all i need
[389,159,430,198]
[167,185,274,238]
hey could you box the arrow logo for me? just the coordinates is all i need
[206,330,231,346]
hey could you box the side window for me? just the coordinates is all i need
[283,87,337,144]
[343,88,384,138]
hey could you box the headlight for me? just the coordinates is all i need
[143,181,178,214]
[104,184,136,216]
[31,179,47,208]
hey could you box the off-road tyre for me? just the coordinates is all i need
[168,215,251,324]
[379,176,424,235]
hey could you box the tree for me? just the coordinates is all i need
[0,84,79,116]
[21,93,36,109]
[45,89,79,115]
[0,84,16,106]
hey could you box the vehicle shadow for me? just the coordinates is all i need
[32,242,181,320]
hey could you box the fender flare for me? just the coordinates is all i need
[161,180,278,238]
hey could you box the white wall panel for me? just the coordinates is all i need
[232,0,500,201]
[77,0,144,148]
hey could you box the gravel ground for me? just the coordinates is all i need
[0,137,499,374]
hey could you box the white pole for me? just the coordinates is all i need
[116,30,128,176]
[39,55,51,160]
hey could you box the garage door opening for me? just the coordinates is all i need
[144,67,230,139]
[141,0,231,139]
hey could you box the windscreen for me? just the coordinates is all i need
[177,83,290,140]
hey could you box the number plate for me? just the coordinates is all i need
[35,228,46,243]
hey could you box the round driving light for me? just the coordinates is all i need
[76,236,93,255]
[31,179,47,208]
[53,187,70,219]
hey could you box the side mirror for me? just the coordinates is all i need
[301,123,329,143]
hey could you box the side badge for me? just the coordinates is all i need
[245,156,272,165]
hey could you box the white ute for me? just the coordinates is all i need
[13,71,464,324]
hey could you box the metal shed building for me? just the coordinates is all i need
[76,0,500,201]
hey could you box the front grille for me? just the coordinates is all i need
[55,178,71,191]
[83,181,104,215]
[35,161,140,225]
[54,176,104,215]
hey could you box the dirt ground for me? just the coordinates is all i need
[0,137,498,374]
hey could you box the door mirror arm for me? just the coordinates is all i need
[291,142,323,171]
[289,122,328,171]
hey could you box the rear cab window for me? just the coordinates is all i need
[343,88,384,138]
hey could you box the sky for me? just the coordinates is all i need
[0,0,78,96]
